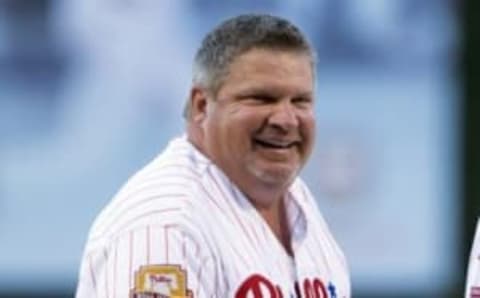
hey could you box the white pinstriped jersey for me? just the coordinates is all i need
[76,135,350,298]
[466,219,480,298]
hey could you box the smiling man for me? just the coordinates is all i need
[76,14,350,298]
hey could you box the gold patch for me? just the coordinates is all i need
[130,264,193,298]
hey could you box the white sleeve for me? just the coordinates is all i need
[466,219,480,298]
[76,223,222,298]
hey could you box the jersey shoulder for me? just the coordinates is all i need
[84,137,212,248]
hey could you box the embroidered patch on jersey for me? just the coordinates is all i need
[130,264,193,298]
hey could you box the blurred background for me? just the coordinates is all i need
[0,0,478,297]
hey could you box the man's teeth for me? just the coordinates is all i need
[255,139,296,148]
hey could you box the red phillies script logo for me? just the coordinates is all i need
[235,274,331,298]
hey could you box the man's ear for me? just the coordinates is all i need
[189,86,209,123]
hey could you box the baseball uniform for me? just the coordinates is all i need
[75,135,351,298]
[466,218,480,298]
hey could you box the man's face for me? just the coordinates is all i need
[198,48,315,205]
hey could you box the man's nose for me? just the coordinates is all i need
[268,100,299,130]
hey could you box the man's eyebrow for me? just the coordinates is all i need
[236,86,313,97]
[295,91,313,98]
[235,87,278,97]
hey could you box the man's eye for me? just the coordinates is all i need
[252,95,275,102]
[292,97,312,104]
[240,94,276,103]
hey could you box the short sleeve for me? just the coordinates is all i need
[75,223,222,298]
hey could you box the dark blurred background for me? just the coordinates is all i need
[0,0,477,297]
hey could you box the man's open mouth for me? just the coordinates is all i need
[253,139,298,149]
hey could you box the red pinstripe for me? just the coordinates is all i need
[193,234,200,258]
[145,157,207,175]
[194,179,257,270]
[197,182,228,214]
[115,178,196,205]
[103,249,109,298]
[182,233,187,263]
[88,253,97,293]
[195,257,206,297]
[146,149,208,172]
[93,195,191,239]
[231,186,265,249]
[164,225,170,262]
[201,173,256,267]
[129,231,134,288]
[146,225,151,264]
[107,207,182,240]
[305,234,329,274]
[207,168,256,246]
[113,243,117,298]
[194,184,258,268]
[178,231,201,259]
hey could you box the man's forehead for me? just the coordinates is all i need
[225,48,314,81]
[232,47,312,64]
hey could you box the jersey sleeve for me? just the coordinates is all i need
[466,218,480,297]
[75,222,222,298]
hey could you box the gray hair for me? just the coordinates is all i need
[184,13,316,119]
